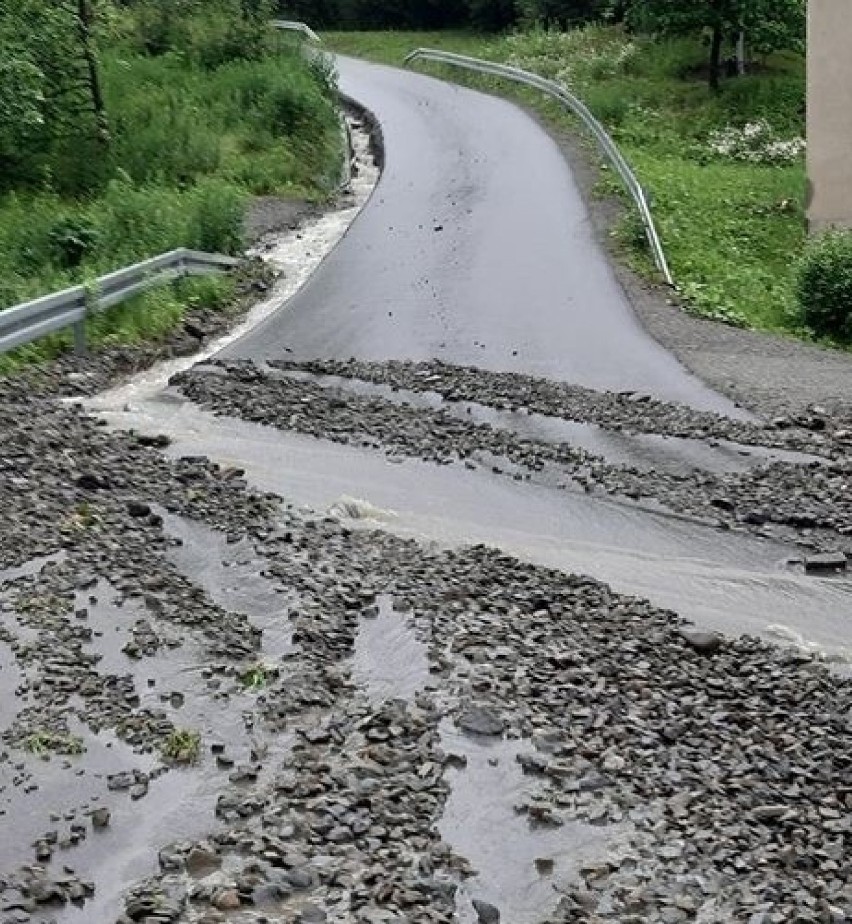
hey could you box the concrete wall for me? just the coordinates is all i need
[807,0,852,231]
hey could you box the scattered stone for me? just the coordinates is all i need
[90,808,110,829]
[678,629,723,655]
[458,706,504,737]
[804,552,848,573]
[473,899,500,923]
[212,888,240,911]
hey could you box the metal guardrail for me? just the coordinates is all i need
[404,48,674,287]
[271,20,321,42]
[0,249,239,357]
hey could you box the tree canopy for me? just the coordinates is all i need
[627,0,805,87]
[275,0,804,89]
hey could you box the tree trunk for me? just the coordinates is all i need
[709,22,724,90]
[736,31,746,76]
[76,0,109,144]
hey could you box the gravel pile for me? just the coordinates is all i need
[112,503,852,923]
[268,358,852,453]
[174,360,852,554]
[0,384,282,918]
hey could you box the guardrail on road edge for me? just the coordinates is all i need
[271,20,321,42]
[404,48,674,288]
[0,249,240,358]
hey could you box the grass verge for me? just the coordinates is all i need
[0,15,343,366]
[326,27,808,336]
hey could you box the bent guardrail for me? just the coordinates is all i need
[0,249,240,357]
[404,48,674,288]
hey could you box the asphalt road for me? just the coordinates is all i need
[226,55,741,414]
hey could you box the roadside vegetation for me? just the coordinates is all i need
[314,0,850,345]
[0,0,342,363]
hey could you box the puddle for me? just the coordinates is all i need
[0,552,67,586]
[352,594,431,702]
[276,370,824,476]
[161,513,294,660]
[78,578,269,750]
[0,719,157,878]
[50,755,222,924]
[439,722,628,923]
[87,394,852,665]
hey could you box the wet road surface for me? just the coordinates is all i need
[226,56,742,415]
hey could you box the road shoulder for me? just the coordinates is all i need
[527,107,852,419]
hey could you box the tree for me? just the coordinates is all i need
[467,0,518,32]
[627,0,804,90]
[517,0,616,28]
[0,0,110,187]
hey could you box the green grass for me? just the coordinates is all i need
[0,17,342,366]
[24,731,86,758]
[162,728,201,764]
[326,27,808,335]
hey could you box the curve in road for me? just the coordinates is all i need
[226,55,742,415]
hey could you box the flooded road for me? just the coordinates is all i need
[88,387,852,666]
[3,51,848,924]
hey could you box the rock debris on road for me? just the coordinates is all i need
[0,370,850,924]
[174,359,852,555]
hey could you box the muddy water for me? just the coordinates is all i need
[352,594,431,702]
[278,369,824,475]
[439,723,630,924]
[161,512,295,660]
[88,392,852,665]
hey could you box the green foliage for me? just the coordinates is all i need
[240,660,279,690]
[47,217,102,269]
[127,0,277,66]
[0,0,108,190]
[517,0,617,28]
[628,0,804,50]
[186,180,247,255]
[0,4,341,363]
[627,0,805,88]
[796,232,852,343]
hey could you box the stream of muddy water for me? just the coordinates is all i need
[87,387,852,667]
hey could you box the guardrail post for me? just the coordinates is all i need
[73,319,87,356]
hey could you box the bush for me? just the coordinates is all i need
[47,217,101,269]
[796,231,852,342]
[185,179,247,255]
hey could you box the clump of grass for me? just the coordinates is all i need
[24,732,86,758]
[162,729,201,764]
[239,661,278,691]
[796,230,852,343]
